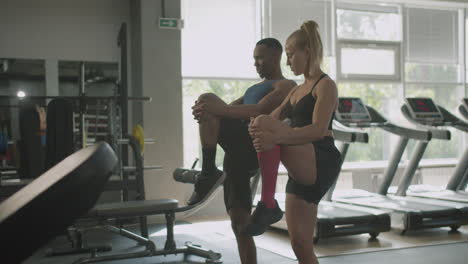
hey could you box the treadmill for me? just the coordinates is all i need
[332,97,464,234]
[260,122,391,243]
[457,98,468,191]
[390,97,468,203]
[459,98,468,120]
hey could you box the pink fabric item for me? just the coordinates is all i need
[258,145,281,208]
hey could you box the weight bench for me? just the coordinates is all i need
[71,198,222,264]
[0,142,118,264]
[66,138,224,264]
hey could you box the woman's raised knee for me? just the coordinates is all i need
[252,114,272,127]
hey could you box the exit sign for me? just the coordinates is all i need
[159,18,184,30]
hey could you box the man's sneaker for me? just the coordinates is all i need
[244,200,283,236]
[173,168,200,184]
[187,169,225,206]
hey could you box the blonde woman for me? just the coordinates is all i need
[248,21,342,264]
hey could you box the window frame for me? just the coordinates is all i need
[336,39,401,82]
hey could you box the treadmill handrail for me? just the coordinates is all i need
[438,105,468,133]
[366,106,432,141]
[401,105,451,140]
[332,121,369,143]
[459,103,468,120]
[332,128,355,143]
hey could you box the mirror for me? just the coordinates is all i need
[58,61,118,97]
[0,58,118,179]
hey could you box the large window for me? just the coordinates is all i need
[336,4,403,163]
[267,0,332,81]
[337,41,400,80]
[181,0,260,166]
[404,7,463,160]
[181,1,467,168]
[405,8,458,66]
[405,7,460,83]
[266,0,332,52]
[336,4,401,81]
[336,5,401,41]
[181,0,258,79]
[406,63,459,83]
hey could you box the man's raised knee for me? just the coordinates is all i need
[198,92,219,101]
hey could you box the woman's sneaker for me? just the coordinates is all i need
[244,200,283,236]
[187,169,225,205]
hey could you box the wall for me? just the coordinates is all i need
[0,0,132,167]
[0,0,130,62]
[0,0,243,221]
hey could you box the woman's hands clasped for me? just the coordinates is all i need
[249,117,277,152]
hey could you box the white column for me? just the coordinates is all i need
[138,0,184,203]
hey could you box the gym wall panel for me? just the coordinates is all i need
[0,0,130,62]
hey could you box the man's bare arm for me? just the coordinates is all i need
[220,80,296,120]
[269,86,298,120]
[229,96,244,105]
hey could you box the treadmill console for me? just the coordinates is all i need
[405,98,443,123]
[336,97,372,123]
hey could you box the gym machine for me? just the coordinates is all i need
[332,97,466,234]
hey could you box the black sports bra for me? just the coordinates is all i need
[283,73,334,129]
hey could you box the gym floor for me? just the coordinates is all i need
[26,215,468,264]
[186,215,468,260]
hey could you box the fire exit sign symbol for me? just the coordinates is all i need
[159,18,184,29]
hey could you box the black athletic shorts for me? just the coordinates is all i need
[218,118,259,212]
[286,136,342,205]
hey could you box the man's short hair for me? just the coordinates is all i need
[256,38,283,53]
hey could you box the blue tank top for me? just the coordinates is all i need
[243,80,279,104]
